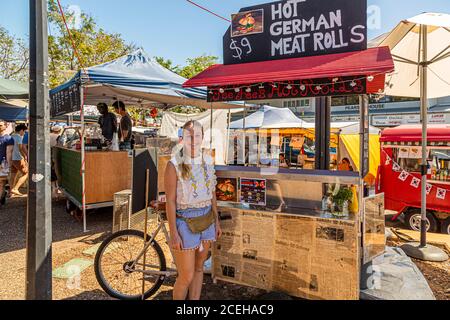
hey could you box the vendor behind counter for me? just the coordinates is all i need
[113,101,133,151]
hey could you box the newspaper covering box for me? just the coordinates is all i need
[213,208,360,300]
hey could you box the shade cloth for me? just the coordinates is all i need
[183,47,394,88]
[159,109,230,165]
[51,49,242,111]
[0,99,28,121]
[0,78,28,99]
[229,105,310,129]
[380,12,450,99]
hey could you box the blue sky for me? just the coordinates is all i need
[1,0,450,65]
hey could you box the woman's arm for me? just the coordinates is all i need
[165,162,182,251]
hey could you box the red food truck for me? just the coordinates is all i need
[376,125,450,234]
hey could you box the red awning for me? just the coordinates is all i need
[381,125,450,142]
[183,47,394,88]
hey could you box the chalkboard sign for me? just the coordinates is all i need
[132,148,158,214]
[224,0,367,65]
[50,83,81,117]
[208,76,367,102]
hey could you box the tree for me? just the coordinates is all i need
[178,55,218,79]
[47,0,136,88]
[0,26,29,82]
[154,57,179,74]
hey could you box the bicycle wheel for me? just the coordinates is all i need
[94,229,167,300]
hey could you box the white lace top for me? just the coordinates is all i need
[170,151,217,210]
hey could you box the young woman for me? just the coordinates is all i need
[165,120,222,300]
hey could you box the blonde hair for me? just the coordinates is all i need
[178,120,204,180]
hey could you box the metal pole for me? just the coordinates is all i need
[26,0,52,300]
[80,86,87,233]
[420,25,428,247]
[243,103,247,166]
[210,105,213,152]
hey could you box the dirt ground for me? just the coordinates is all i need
[0,197,448,300]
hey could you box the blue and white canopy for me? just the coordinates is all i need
[0,99,28,122]
[50,49,241,112]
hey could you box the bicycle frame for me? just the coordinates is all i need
[126,210,178,277]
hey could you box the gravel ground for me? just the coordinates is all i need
[386,239,450,301]
[0,197,448,300]
[0,197,265,300]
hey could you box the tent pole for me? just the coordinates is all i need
[226,109,231,164]
[80,86,87,233]
[210,104,213,152]
[243,103,247,166]
[420,24,428,248]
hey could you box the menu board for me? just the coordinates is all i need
[240,178,267,206]
[216,178,238,202]
[50,83,81,117]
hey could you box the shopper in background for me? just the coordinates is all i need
[50,126,63,197]
[10,124,28,197]
[112,101,133,150]
[97,103,118,150]
[0,120,14,205]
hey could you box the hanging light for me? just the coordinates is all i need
[286,84,293,90]
[350,81,357,87]
[367,75,374,82]
[332,77,339,83]
[234,87,240,93]
[299,85,306,91]
[219,88,225,93]
[246,87,252,93]
[259,83,265,89]
[272,83,278,88]
[209,90,213,95]
[315,85,322,90]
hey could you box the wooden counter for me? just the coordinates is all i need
[55,147,132,205]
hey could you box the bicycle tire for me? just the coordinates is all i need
[94,229,167,300]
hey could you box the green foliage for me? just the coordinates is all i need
[154,57,179,73]
[0,26,29,82]
[177,55,218,79]
[47,0,136,88]
[331,186,353,208]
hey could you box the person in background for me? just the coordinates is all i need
[97,103,117,150]
[10,124,28,197]
[338,157,354,171]
[50,126,62,197]
[112,101,133,150]
[20,130,29,161]
[0,120,14,205]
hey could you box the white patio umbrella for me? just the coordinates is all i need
[380,12,450,259]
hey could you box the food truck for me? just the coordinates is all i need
[183,0,394,300]
[377,125,450,234]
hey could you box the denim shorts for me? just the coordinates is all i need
[176,206,216,251]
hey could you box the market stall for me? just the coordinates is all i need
[50,49,241,231]
[183,0,394,300]
[228,106,381,176]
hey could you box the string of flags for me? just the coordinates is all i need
[382,149,448,201]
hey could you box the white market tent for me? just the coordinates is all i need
[229,105,310,129]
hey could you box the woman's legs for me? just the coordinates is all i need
[188,242,211,301]
[172,249,196,300]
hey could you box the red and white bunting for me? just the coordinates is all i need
[437,188,447,200]
[426,184,433,195]
[399,170,409,182]
[410,177,421,189]
[392,163,401,172]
